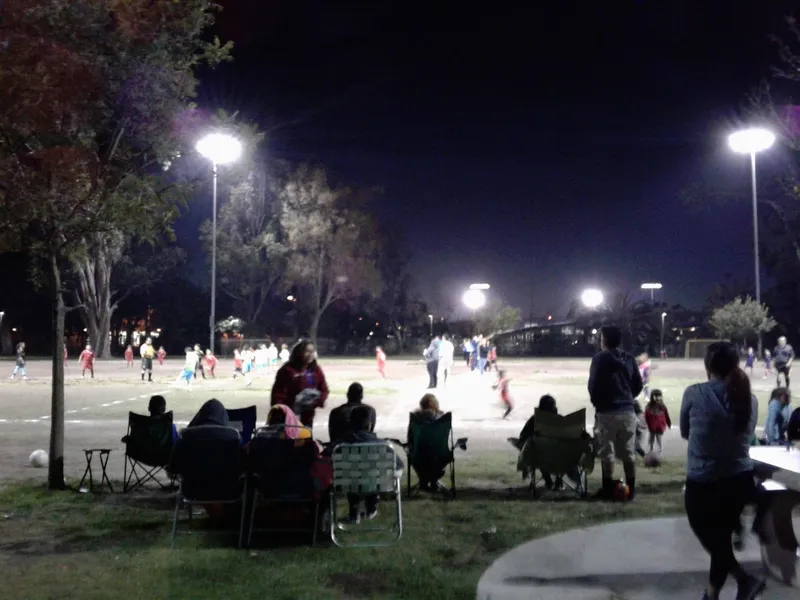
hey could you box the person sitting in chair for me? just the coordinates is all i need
[414,393,444,422]
[337,405,403,523]
[147,395,178,442]
[510,394,558,451]
[264,403,313,441]
[328,383,376,443]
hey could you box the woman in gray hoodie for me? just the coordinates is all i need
[680,341,763,600]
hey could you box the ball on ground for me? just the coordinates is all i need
[613,480,630,502]
[643,452,662,468]
[29,449,48,468]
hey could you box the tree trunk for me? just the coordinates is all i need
[309,311,321,345]
[75,250,114,358]
[48,255,66,490]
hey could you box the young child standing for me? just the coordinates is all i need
[764,349,773,379]
[204,349,217,378]
[157,346,167,366]
[376,346,387,378]
[279,343,290,364]
[124,344,134,367]
[493,369,513,419]
[79,344,95,379]
[637,353,652,399]
[644,389,672,453]
[181,346,198,389]
[745,347,756,376]
[233,349,244,378]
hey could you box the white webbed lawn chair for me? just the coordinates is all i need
[330,441,403,548]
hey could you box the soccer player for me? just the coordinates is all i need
[140,337,156,382]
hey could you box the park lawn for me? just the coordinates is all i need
[0,454,687,600]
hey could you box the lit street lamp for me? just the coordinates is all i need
[463,289,486,319]
[428,314,433,337]
[728,127,775,305]
[581,288,604,309]
[469,283,491,290]
[640,282,662,305]
[196,133,243,354]
[661,312,667,356]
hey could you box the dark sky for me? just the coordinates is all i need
[189,0,799,318]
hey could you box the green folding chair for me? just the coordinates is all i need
[517,408,594,499]
[402,412,467,498]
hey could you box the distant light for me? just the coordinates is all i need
[83,328,88,332]
[463,289,486,310]
[375,322,379,326]
[196,133,242,165]
[287,295,294,301]
[428,314,433,319]
[156,328,161,333]
[640,283,662,290]
[368,331,373,336]
[11,327,16,332]
[547,315,552,320]
[728,128,775,155]
[661,312,667,318]
[591,329,597,335]
[581,288,604,308]
[690,327,696,332]
[358,317,363,321]
[469,283,491,290]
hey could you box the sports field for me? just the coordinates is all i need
[0,355,780,484]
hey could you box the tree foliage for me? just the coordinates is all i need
[709,296,777,343]
[0,0,228,488]
[278,165,381,342]
[475,302,522,336]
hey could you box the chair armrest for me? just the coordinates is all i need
[386,438,407,449]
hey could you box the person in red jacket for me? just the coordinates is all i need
[644,389,671,453]
[376,346,387,379]
[157,346,167,366]
[79,344,95,379]
[124,344,134,367]
[270,339,329,429]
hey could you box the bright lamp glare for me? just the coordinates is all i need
[728,128,775,154]
[640,283,662,290]
[463,289,486,310]
[469,283,491,290]
[196,133,242,165]
[581,288,604,308]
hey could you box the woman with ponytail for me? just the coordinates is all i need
[679,341,763,600]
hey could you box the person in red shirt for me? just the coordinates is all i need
[492,369,513,418]
[270,340,329,429]
[124,344,134,367]
[79,344,95,379]
[204,349,217,378]
[644,389,672,453]
[376,346,387,379]
[157,346,167,366]
[63,344,68,368]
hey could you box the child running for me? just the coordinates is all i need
[204,349,217,378]
[764,349,773,379]
[124,344,134,367]
[10,342,27,380]
[745,347,756,377]
[376,346,387,378]
[180,346,198,389]
[233,349,244,378]
[493,369,513,418]
[79,344,95,379]
[644,389,672,453]
[157,346,167,366]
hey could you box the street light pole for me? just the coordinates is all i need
[428,314,433,337]
[660,312,667,357]
[750,152,760,305]
[210,162,217,354]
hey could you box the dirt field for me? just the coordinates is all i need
[0,356,779,484]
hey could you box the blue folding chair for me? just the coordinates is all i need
[226,406,257,446]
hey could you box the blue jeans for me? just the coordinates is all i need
[478,358,486,374]
[12,365,25,377]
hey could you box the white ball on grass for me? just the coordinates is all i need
[29,449,48,468]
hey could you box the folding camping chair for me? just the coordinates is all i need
[245,431,321,547]
[403,412,467,498]
[170,425,246,548]
[122,411,176,492]
[330,441,402,548]
[517,408,594,499]
[226,406,258,447]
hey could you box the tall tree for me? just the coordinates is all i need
[0,0,229,489]
[710,296,776,344]
[200,167,285,330]
[279,165,381,342]
[475,302,522,336]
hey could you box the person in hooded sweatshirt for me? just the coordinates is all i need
[588,326,643,500]
[680,342,762,600]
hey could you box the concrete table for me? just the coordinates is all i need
[476,517,800,599]
[750,446,800,587]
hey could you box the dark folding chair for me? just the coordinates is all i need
[122,411,176,492]
[245,430,321,547]
[170,425,246,548]
[226,406,258,446]
[399,412,467,498]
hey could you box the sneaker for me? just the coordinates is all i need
[736,575,766,600]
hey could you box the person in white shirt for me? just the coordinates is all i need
[267,342,278,366]
[181,346,198,390]
[279,343,290,364]
[438,334,455,386]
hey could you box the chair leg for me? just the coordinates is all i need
[123,455,130,492]
[238,483,247,549]
[311,501,319,547]
[451,461,456,499]
[170,494,181,549]
[407,465,411,498]
[247,488,259,549]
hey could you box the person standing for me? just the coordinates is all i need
[462,338,473,366]
[679,341,763,600]
[79,344,95,379]
[140,337,155,382]
[773,336,794,389]
[423,336,440,389]
[438,334,454,386]
[124,344,134,367]
[193,344,206,380]
[375,346,387,379]
[204,349,217,379]
[588,326,643,500]
[478,339,490,374]
[270,339,329,428]
[10,342,27,380]
[157,346,167,366]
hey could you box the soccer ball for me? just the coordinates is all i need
[613,480,630,502]
[644,452,662,468]
[29,449,48,468]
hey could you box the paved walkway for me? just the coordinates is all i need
[477,517,800,599]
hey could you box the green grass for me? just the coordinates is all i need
[0,453,687,600]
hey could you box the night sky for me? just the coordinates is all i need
[187,0,799,318]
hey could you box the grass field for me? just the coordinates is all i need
[0,357,778,599]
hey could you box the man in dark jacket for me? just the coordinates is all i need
[327,382,377,442]
[588,326,643,500]
[424,337,440,389]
